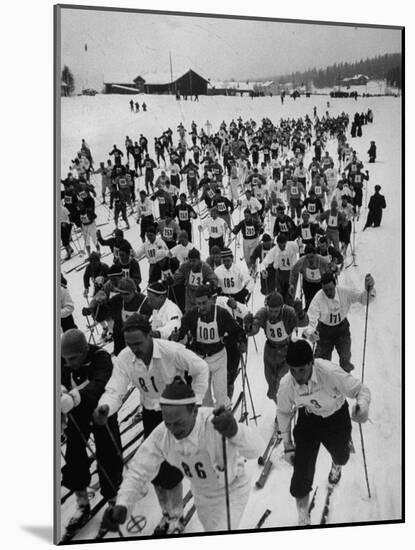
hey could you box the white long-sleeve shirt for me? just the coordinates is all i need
[99,339,208,413]
[61,286,74,318]
[135,237,169,264]
[116,407,263,510]
[170,242,193,265]
[276,358,371,434]
[215,264,254,295]
[260,241,299,272]
[201,216,227,239]
[307,286,376,330]
[150,298,182,339]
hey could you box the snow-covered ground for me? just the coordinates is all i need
[59,92,402,540]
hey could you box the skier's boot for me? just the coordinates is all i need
[328,463,342,485]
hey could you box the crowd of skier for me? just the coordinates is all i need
[60,101,385,540]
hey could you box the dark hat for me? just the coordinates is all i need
[266,292,283,308]
[147,282,167,296]
[114,229,124,238]
[188,248,200,260]
[195,284,214,299]
[286,339,313,367]
[262,233,272,242]
[160,375,196,406]
[89,252,101,262]
[304,244,316,255]
[321,272,336,286]
[115,278,136,293]
[221,248,233,259]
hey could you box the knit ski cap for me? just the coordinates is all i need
[115,278,136,293]
[114,229,124,238]
[221,248,233,259]
[160,375,196,406]
[266,292,283,308]
[89,252,101,262]
[188,248,200,260]
[122,313,151,334]
[262,233,272,242]
[286,339,314,367]
[147,282,167,295]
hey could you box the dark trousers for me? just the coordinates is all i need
[260,266,276,296]
[303,279,321,310]
[225,341,241,399]
[179,221,193,242]
[140,215,154,241]
[61,222,73,247]
[290,401,351,498]
[208,236,224,253]
[61,315,77,332]
[62,409,123,500]
[142,408,184,489]
[315,319,353,372]
[275,269,291,304]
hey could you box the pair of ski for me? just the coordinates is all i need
[255,425,282,488]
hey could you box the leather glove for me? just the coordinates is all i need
[351,402,369,424]
[82,306,92,316]
[237,341,247,354]
[365,273,375,291]
[212,406,238,439]
[93,404,110,425]
[83,288,89,298]
[101,505,127,532]
[303,328,319,343]
[260,270,268,279]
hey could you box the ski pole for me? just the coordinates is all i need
[222,435,231,531]
[358,287,371,498]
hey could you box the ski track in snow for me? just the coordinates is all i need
[59,93,402,539]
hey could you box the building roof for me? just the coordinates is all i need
[342,74,369,82]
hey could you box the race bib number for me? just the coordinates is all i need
[245,226,255,237]
[159,197,166,205]
[189,272,202,286]
[211,225,218,234]
[217,202,226,212]
[223,277,235,289]
[308,203,316,214]
[355,174,362,183]
[279,223,288,232]
[207,190,215,199]
[163,227,174,239]
[315,186,322,195]
[301,227,312,240]
[80,214,89,224]
[148,248,156,258]
[179,210,189,221]
[305,267,321,281]
[326,311,342,326]
[351,164,357,173]
[291,186,298,196]
[328,215,338,227]
[119,178,128,188]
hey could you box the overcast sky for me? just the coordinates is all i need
[60,7,402,91]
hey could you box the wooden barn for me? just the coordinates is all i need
[103,74,145,95]
[144,69,208,96]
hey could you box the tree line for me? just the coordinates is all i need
[269,53,402,89]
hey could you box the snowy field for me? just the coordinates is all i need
[59,92,402,540]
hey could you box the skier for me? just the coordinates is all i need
[304,272,376,372]
[101,377,263,533]
[146,282,183,339]
[60,275,77,332]
[260,234,299,304]
[276,339,371,526]
[363,185,386,230]
[129,99,134,111]
[248,292,298,406]
[232,209,263,268]
[171,285,245,407]
[215,248,254,304]
[94,314,209,535]
[61,329,123,539]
